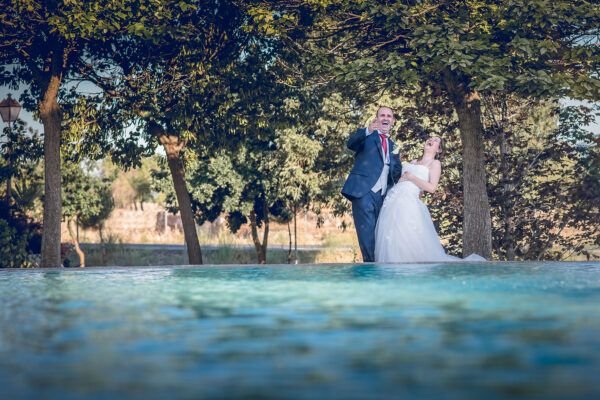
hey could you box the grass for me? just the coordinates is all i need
[77,243,359,267]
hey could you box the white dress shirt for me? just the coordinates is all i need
[366,128,390,195]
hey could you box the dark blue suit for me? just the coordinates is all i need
[341,128,402,262]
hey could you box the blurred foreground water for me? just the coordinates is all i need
[1,262,599,399]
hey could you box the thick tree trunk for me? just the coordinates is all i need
[444,71,492,259]
[67,219,85,267]
[39,74,63,267]
[154,125,202,264]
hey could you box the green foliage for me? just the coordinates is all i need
[1,0,205,266]
[105,157,158,210]
[276,0,600,99]
[83,0,260,169]
[485,101,599,260]
[0,0,183,104]
[373,91,599,260]
[176,31,334,255]
[62,159,115,232]
[0,120,44,267]
[0,202,42,268]
[0,120,44,210]
[1,0,596,263]
[126,161,155,210]
[263,0,599,257]
[0,219,33,268]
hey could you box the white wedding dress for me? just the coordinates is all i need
[375,162,485,263]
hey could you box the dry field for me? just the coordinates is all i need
[60,203,596,266]
[62,203,361,265]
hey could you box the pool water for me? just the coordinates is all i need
[1,262,599,399]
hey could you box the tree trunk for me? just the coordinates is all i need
[287,220,293,264]
[499,131,516,260]
[5,139,11,207]
[39,73,63,267]
[443,70,492,259]
[98,226,107,266]
[262,207,269,263]
[293,204,298,264]
[249,209,268,264]
[67,219,85,267]
[153,124,202,264]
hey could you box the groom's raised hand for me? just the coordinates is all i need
[368,118,382,133]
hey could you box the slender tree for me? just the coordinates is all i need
[179,36,326,263]
[62,159,114,267]
[84,0,261,264]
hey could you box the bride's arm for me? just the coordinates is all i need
[401,161,442,193]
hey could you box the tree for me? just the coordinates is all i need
[186,130,314,264]
[261,0,600,258]
[0,0,174,266]
[62,159,114,267]
[106,157,156,210]
[275,128,322,263]
[484,99,599,260]
[176,31,333,264]
[83,0,262,265]
[398,93,599,260]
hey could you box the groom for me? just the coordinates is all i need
[341,106,403,262]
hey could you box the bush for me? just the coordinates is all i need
[0,201,42,268]
[0,219,35,268]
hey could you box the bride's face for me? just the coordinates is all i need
[424,137,442,153]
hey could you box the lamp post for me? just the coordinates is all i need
[0,93,22,206]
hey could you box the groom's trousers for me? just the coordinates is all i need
[352,190,384,262]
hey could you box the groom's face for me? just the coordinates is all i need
[376,107,395,134]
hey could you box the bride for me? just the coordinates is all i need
[374,136,484,263]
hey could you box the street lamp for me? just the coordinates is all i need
[0,93,22,206]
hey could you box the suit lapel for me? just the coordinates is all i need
[376,134,384,162]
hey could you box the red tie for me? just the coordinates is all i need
[379,133,388,157]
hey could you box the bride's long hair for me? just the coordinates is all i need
[424,136,445,162]
[434,137,445,161]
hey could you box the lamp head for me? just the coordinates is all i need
[0,94,22,123]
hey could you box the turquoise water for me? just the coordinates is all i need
[1,262,600,399]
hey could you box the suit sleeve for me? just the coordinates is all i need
[391,152,403,183]
[347,128,368,152]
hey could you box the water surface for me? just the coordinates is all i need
[1,262,599,399]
